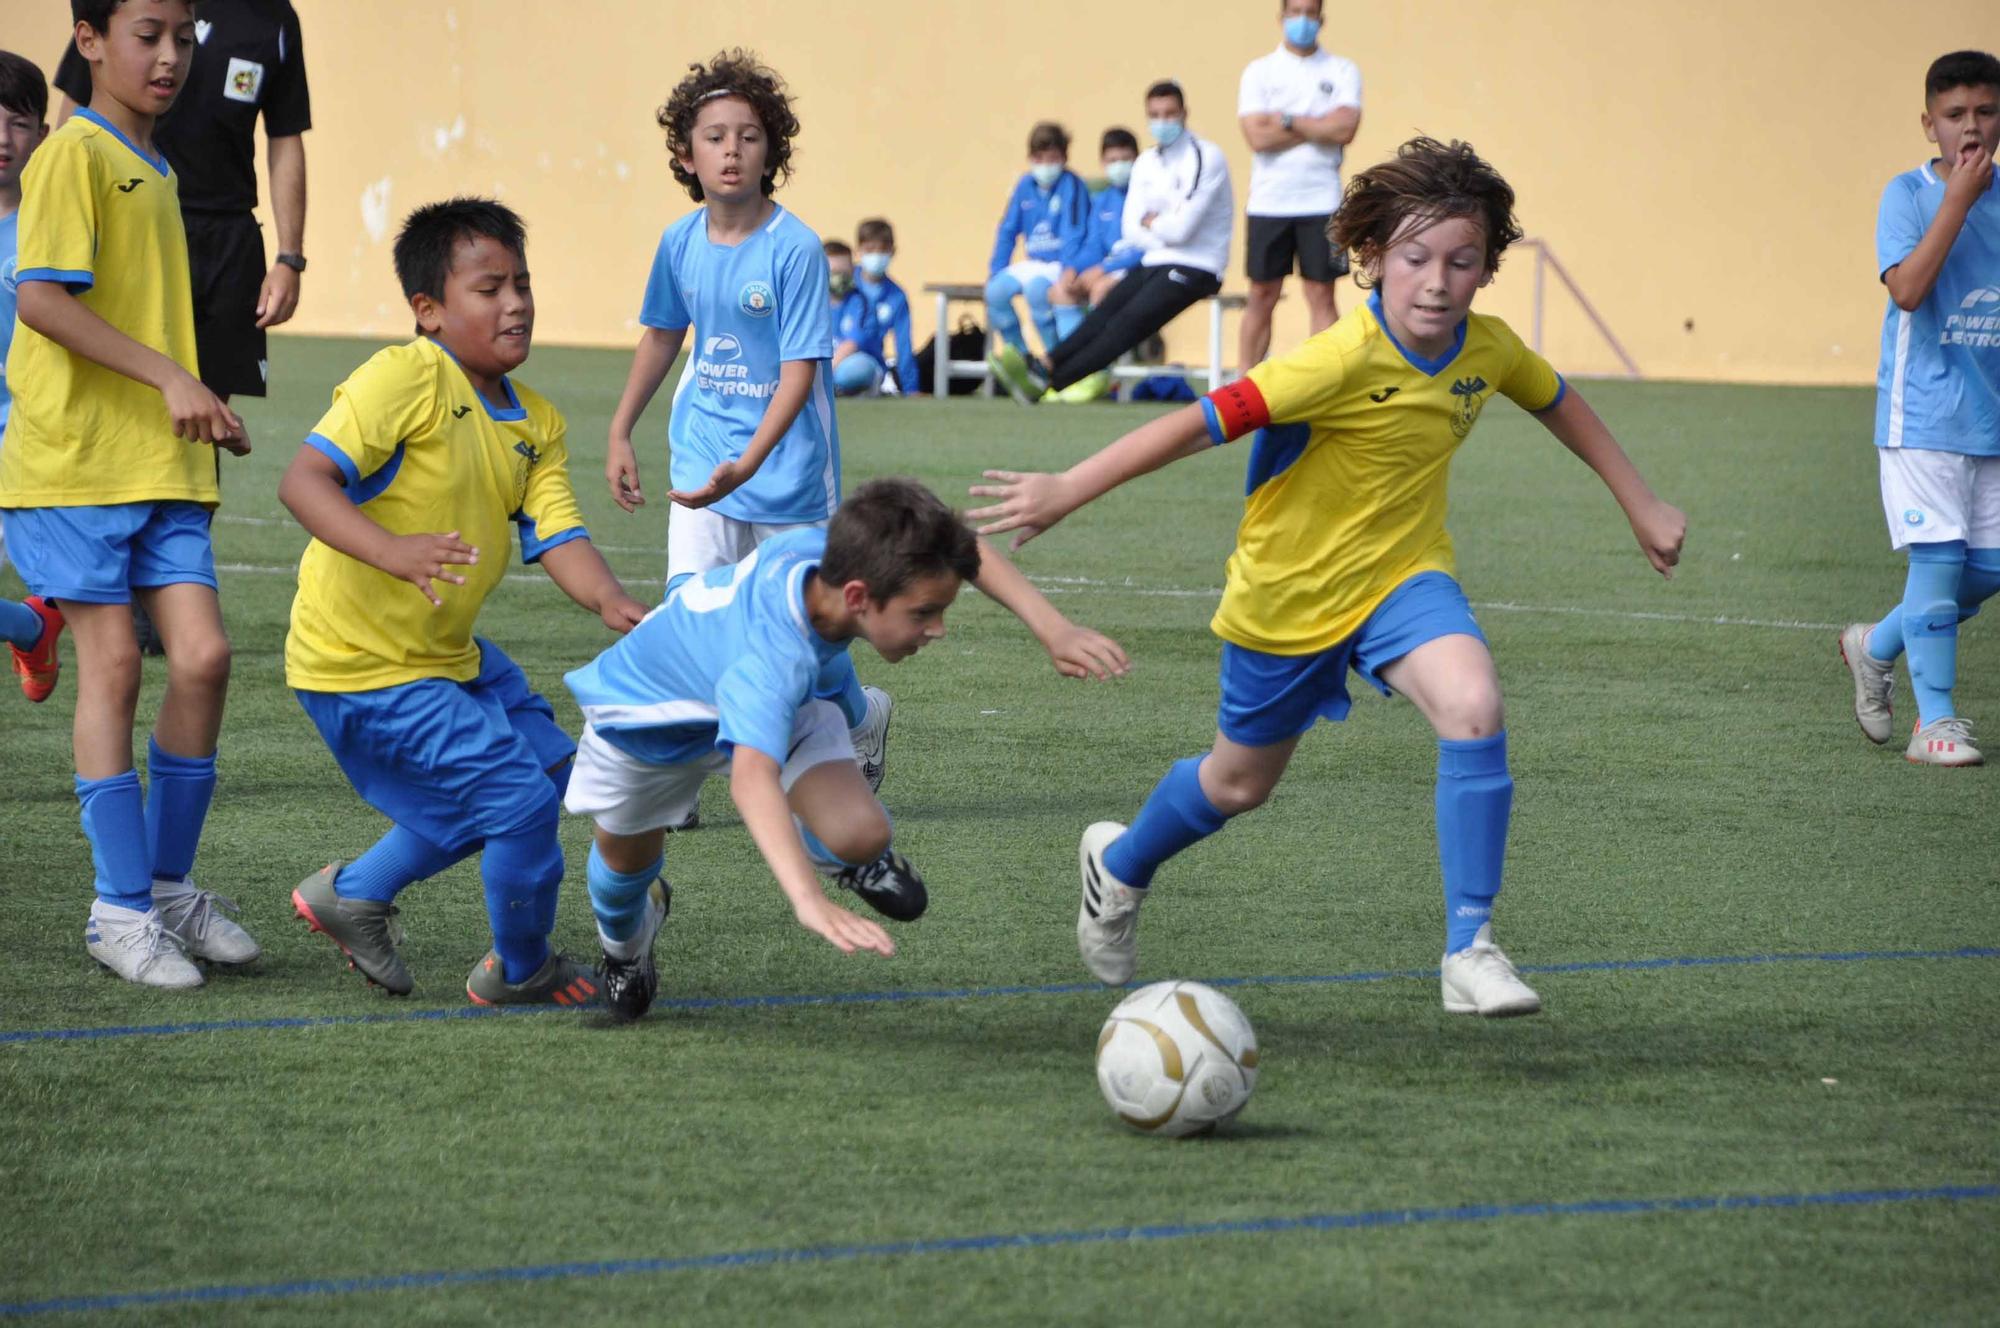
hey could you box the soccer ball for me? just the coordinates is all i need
[1095,980,1259,1137]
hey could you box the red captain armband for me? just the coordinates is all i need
[1201,378,1271,445]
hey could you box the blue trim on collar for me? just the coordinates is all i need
[75,109,170,177]
[424,338,528,421]
[1367,290,1467,377]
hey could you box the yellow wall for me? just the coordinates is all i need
[16,1,1995,383]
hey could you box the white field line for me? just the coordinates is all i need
[211,560,1841,633]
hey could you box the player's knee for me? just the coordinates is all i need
[983,274,1015,306]
[168,630,232,694]
[1431,685,1506,740]
[818,806,892,867]
[1245,282,1282,312]
[1202,765,1276,817]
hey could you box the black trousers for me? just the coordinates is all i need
[1048,263,1222,390]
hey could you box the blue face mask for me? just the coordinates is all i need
[1149,119,1184,148]
[1031,162,1064,188]
[858,252,891,278]
[1284,15,1322,47]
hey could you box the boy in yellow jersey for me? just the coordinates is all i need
[278,198,648,1006]
[972,138,1687,1015]
[2,1,258,990]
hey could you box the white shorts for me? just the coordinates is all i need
[999,259,1064,290]
[565,701,856,836]
[666,504,826,587]
[1879,447,2000,550]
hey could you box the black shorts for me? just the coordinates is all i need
[184,210,269,398]
[1245,213,1348,284]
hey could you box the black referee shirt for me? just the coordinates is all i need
[55,0,311,215]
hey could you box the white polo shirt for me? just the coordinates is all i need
[1120,130,1235,277]
[1237,43,1362,218]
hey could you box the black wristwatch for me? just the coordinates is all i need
[276,252,308,273]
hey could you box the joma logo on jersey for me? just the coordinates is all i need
[115,178,143,193]
[451,405,472,419]
[514,441,541,465]
[1448,376,1489,439]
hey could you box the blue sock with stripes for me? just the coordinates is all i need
[1902,542,1966,726]
[1437,732,1512,955]
[144,737,216,885]
[1102,757,1228,889]
[0,598,42,648]
[587,841,663,944]
[337,825,472,902]
[77,770,153,910]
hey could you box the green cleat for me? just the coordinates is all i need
[466,949,602,1007]
[292,863,413,995]
[1056,370,1112,404]
[985,344,1045,405]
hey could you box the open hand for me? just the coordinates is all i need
[384,530,479,606]
[669,456,752,509]
[966,469,1076,549]
[1630,498,1687,578]
[793,892,896,957]
[606,435,644,511]
[1045,623,1131,680]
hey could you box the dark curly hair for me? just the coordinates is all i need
[656,50,799,203]
[1330,137,1523,288]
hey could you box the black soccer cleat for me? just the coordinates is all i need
[597,880,670,1022]
[836,849,927,922]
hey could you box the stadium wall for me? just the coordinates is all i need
[17,0,1993,385]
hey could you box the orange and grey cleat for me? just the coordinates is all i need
[11,596,65,703]
[466,949,602,1007]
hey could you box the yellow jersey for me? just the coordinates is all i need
[285,338,588,692]
[1201,293,1564,655]
[0,111,212,508]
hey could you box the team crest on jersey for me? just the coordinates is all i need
[739,281,775,318]
[515,441,542,465]
[1448,376,1489,439]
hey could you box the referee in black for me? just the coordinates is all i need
[56,0,311,650]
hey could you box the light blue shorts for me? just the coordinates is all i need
[0,501,217,603]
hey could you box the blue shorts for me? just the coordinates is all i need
[1217,571,1485,747]
[0,502,217,604]
[296,639,577,853]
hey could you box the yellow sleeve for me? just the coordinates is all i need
[516,408,588,563]
[305,347,440,489]
[15,135,101,289]
[1490,320,1566,413]
[1244,334,1352,426]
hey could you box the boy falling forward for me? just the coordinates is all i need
[281,198,647,1004]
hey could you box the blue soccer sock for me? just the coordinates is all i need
[1902,542,1967,726]
[586,842,664,943]
[0,599,43,649]
[336,825,473,903]
[1960,547,2000,616]
[1101,757,1229,889]
[1054,303,1086,343]
[1437,732,1513,955]
[76,770,154,910]
[481,823,563,983]
[1866,604,1904,663]
[143,736,216,885]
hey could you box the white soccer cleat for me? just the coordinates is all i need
[1078,821,1147,986]
[851,685,893,795]
[1906,717,1983,767]
[1440,924,1541,1017]
[1838,623,1894,744]
[153,879,263,964]
[85,901,204,989]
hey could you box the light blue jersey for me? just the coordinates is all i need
[565,528,859,768]
[642,205,841,524]
[1875,163,2000,455]
[0,211,18,434]
[858,276,919,395]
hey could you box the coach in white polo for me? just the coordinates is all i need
[1236,0,1361,368]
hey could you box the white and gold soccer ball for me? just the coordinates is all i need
[1095,980,1259,1137]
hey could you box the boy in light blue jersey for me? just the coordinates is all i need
[1047,128,1144,404]
[855,217,918,395]
[983,121,1092,382]
[0,49,64,702]
[565,479,1130,1020]
[1840,50,2000,767]
[607,53,839,594]
[824,238,883,397]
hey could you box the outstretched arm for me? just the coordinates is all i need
[970,538,1130,680]
[967,401,1213,548]
[538,539,648,633]
[730,745,895,956]
[1535,388,1686,577]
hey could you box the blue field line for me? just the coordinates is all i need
[1,1182,1991,1317]
[3,946,1994,1047]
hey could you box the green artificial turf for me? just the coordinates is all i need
[0,338,1993,1325]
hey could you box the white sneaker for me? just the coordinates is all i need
[153,880,263,964]
[1838,624,1894,744]
[1906,717,1983,767]
[1440,924,1541,1016]
[850,685,893,795]
[1078,821,1146,986]
[86,901,204,989]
